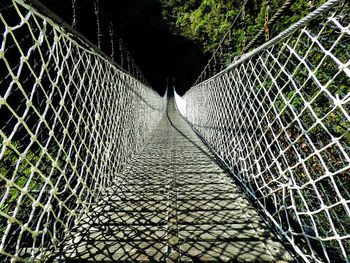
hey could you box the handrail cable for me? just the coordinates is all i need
[194,0,296,86]
[193,0,249,86]
[24,0,149,85]
[176,0,349,262]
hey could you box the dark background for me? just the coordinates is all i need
[40,0,209,96]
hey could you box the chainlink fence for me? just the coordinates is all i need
[0,0,166,261]
[175,0,349,262]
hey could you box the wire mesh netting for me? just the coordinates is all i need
[176,1,350,262]
[0,0,166,261]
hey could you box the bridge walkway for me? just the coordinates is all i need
[53,98,293,262]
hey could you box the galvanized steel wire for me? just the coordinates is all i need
[176,1,350,262]
[0,0,166,261]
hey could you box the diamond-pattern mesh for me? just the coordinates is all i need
[0,0,166,261]
[176,2,350,262]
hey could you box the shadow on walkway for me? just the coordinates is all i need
[50,98,293,262]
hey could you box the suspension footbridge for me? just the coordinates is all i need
[0,0,349,262]
[53,97,292,262]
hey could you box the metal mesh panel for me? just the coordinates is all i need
[176,1,350,262]
[0,0,166,261]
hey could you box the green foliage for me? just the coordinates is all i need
[158,0,327,56]
[0,140,60,224]
[159,0,242,53]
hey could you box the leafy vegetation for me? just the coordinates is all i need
[0,141,45,216]
[0,140,64,238]
[158,0,327,55]
[162,0,349,261]
[0,0,348,261]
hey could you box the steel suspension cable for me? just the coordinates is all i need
[245,0,294,51]
[194,0,249,86]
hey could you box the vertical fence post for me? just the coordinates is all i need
[264,0,271,41]
[72,0,79,29]
[94,0,102,49]
[127,51,131,73]
[241,4,246,55]
[213,55,216,75]
[119,38,124,68]
[220,45,224,71]
[229,28,232,64]
[109,22,115,60]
